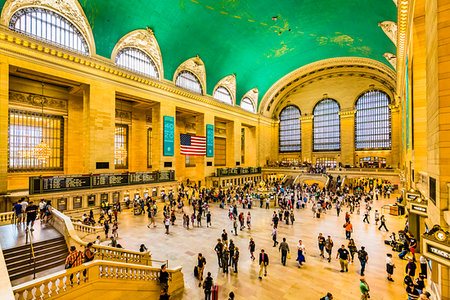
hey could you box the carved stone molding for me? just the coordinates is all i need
[241,88,259,110]
[214,127,226,135]
[9,90,68,112]
[389,103,399,112]
[111,29,164,79]
[146,115,152,124]
[173,56,207,94]
[339,109,356,118]
[392,0,397,6]
[213,74,236,104]
[383,53,397,70]
[115,109,132,122]
[1,0,96,55]
[299,115,313,122]
[185,122,196,132]
[378,21,397,46]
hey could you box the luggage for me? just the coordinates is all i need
[316,212,320,218]
[212,285,218,300]
[392,242,402,252]
[194,266,198,278]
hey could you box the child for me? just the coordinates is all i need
[386,253,394,281]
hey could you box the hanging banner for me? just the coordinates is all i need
[206,124,214,157]
[163,116,175,156]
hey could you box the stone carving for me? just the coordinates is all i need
[338,109,356,119]
[1,0,96,54]
[115,109,132,121]
[111,29,164,79]
[174,55,207,93]
[378,21,397,45]
[214,74,236,104]
[241,88,259,111]
[392,0,397,6]
[9,90,67,111]
[185,122,196,132]
[383,53,397,70]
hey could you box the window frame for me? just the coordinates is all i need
[213,86,233,105]
[114,123,129,169]
[241,97,255,113]
[175,70,203,95]
[115,46,159,79]
[313,98,341,152]
[278,105,301,153]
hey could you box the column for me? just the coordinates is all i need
[83,83,115,172]
[339,110,355,166]
[300,116,313,163]
[129,107,147,172]
[390,105,401,169]
[0,56,8,196]
[246,126,257,166]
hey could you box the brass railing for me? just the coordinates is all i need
[25,229,37,280]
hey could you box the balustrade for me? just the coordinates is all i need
[0,212,15,225]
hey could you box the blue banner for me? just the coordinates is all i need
[163,116,174,156]
[206,124,214,157]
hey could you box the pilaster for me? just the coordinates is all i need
[0,56,8,194]
[300,116,313,162]
[339,110,356,166]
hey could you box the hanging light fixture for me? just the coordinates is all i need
[114,101,127,162]
[32,83,51,162]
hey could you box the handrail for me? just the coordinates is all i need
[12,260,184,300]
[25,229,37,280]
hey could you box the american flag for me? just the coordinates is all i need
[180,134,206,156]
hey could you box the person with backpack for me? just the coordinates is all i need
[357,246,368,276]
[203,272,214,300]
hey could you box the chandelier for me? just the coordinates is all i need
[115,145,127,161]
[32,83,51,162]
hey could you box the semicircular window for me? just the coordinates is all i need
[116,47,159,79]
[241,97,255,113]
[9,7,89,55]
[313,99,341,151]
[175,71,202,94]
[279,105,301,152]
[355,90,391,150]
[213,86,233,105]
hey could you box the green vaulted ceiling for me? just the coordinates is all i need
[2,0,397,106]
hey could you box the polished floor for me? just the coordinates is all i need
[0,222,61,250]
[106,196,407,300]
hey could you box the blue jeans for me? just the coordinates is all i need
[359,259,366,275]
[399,249,408,259]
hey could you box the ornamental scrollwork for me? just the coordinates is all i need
[174,55,207,93]
[383,53,397,70]
[9,91,68,111]
[378,21,397,46]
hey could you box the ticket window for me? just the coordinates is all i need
[152,188,157,197]
[57,198,67,211]
[88,195,96,207]
[101,193,108,203]
[144,190,149,198]
[113,192,120,204]
[73,196,82,209]
[124,193,130,203]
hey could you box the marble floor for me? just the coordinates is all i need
[103,196,408,300]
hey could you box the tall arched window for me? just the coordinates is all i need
[355,90,391,149]
[213,86,233,105]
[175,71,202,94]
[313,99,340,151]
[279,106,301,152]
[116,47,159,79]
[241,97,255,113]
[9,7,89,55]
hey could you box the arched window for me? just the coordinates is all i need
[355,90,391,149]
[313,99,340,151]
[116,47,159,79]
[213,86,233,105]
[241,97,255,113]
[175,71,202,94]
[9,7,89,55]
[279,106,301,152]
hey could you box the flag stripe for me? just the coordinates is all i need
[180,133,207,155]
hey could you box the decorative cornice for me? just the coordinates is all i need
[389,103,399,112]
[383,53,397,70]
[241,88,259,111]
[213,74,236,104]
[0,0,96,55]
[338,109,356,118]
[9,90,68,112]
[111,29,164,79]
[397,0,410,93]
[299,115,313,122]
[378,21,397,46]
[173,56,207,94]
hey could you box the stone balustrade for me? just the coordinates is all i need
[12,260,183,300]
[71,222,103,235]
[0,211,15,225]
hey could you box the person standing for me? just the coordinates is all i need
[386,253,395,281]
[279,237,290,266]
[272,227,278,247]
[406,257,417,277]
[159,264,170,294]
[222,229,228,246]
[197,253,206,287]
[203,272,214,300]
[228,240,235,266]
[249,237,256,261]
[25,201,38,232]
[359,277,370,300]
[344,221,353,240]
[378,215,389,231]
[318,233,326,258]
[419,255,427,278]
[232,247,239,273]
[296,240,306,267]
[258,249,269,279]
[214,239,223,268]
[164,217,170,234]
[246,212,251,229]
[222,246,229,274]
[336,245,349,272]
[325,236,334,262]
[65,246,84,283]
[233,218,238,236]
[357,246,368,276]
[206,211,211,228]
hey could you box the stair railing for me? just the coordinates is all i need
[25,229,37,279]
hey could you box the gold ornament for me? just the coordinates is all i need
[115,146,127,161]
[33,140,51,162]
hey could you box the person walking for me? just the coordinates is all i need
[233,218,238,235]
[197,253,206,287]
[272,227,278,247]
[249,237,256,261]
[357,246,368,276]
[336,244,349,272]
[296,240,306,267]
[203,272,214,300]
[164,217,170,234]
[344,221,353,240]
[325,236,334,262]
[25,201,38,232]
[222,229,228,246]
[206,211,211,227]
[348,239,357,263]
[363,209,370,224]
[318,233,326,258]
[406,256,417,277]
[232,247,239,273]
[359,277,370,300]
[258,249,269,279]
[386,253,395,281]
[378,215,389,231]
[279,237,290,266]
[214,239,223,268]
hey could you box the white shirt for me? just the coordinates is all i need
[21,201,28,211]
[39,201,46,210]
[420,256,427,264]
[297,243,305,252]
[386,256,394,266]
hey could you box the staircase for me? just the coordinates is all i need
[284,176,295,187]
[4,236,69,282]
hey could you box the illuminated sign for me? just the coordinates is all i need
[427,244,450,262]
[411,205,427,214]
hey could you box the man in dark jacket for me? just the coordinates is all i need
[203,272,214,300]
[214,239,223,267]
[279,238,290,266]
[258,249,269,279]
